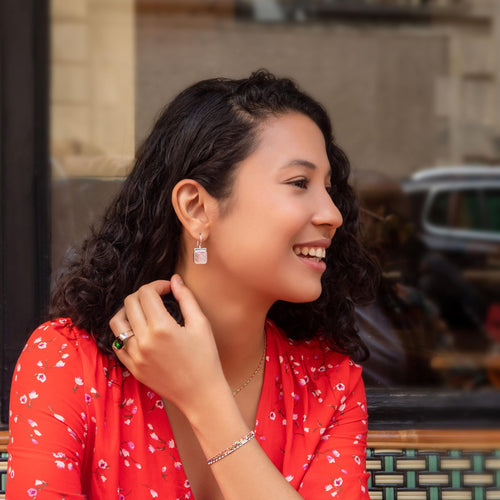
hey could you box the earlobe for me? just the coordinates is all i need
[171,179,214,240]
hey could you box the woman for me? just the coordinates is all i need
[7,70,377,499]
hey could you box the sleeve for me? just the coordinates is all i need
[298,359,370,499]
[6,322,90,499]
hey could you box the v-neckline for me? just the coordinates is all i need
[157,321,274,494]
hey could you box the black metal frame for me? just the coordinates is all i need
[0,0,50,425]
[367,388,500,429]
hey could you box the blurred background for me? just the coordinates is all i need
[0,0,494,415]
[48,0,500,391]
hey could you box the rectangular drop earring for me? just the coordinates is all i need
[193,234,207,264]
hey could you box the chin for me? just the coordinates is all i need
[284,284,323,304]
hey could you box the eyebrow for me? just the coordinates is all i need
[282,159,332,177]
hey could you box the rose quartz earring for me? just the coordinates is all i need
[193,234,207,264]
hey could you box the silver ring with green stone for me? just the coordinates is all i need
[113,330,134,350]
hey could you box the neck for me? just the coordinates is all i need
[175,264,270,388]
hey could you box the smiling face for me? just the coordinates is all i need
[206,112,343,306]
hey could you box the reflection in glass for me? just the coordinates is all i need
[50,0,500,391]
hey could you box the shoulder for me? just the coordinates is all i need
[12,318,103,384]
[18,317,96,357]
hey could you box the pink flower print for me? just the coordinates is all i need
[55,460,65,469]
[335,383,345,391]
[150,489,159,498]
[325,485,333,492]
[36,373,46,383]
[53,413,65,423]
[333,477,343,487]
[285,475,294,482]
[269,411,276,420]
[94,459,109,482]
[150,432,159,441]
[327,455,336,463]
[354,455,361,465]
[37,342,47,350]
[148,444,156,453]
[27,391,38,407]
[174,461,182,470]
[85,394,92,404]
[27,488,38,497]
[155,399,164,409]
[55,360,65,367]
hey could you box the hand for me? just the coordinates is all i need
[109,275,227,415]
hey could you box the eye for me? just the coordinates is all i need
[288,178,309,190]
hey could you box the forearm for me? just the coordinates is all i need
[186,384,303,499]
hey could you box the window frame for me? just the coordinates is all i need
[0,0,50,425]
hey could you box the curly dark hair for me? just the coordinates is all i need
[50,70,379,361]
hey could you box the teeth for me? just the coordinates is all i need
[294,246,326,259]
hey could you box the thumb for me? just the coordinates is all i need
[171,274,208,328]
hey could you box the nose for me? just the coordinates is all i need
[312,189,343,235]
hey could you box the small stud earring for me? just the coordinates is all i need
[193,234,207,264]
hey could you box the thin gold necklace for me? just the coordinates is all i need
[232,336,267,397]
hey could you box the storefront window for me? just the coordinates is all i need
[50,0,500,417]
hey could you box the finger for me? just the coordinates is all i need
[124,292,148,337]
[137,280,176,327]
[109,307,130,336]
[109,308,137,354]
[170,274,208,328]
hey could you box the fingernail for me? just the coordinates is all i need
[175,274,184,286]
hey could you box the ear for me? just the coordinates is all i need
[171,179,217,241]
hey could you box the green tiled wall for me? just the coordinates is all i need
[1,451,7,500]
[1,448,500,498]
[367,448,500,500]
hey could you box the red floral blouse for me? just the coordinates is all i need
[7,318,370,499]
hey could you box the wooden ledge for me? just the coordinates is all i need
[367,429,500,450]
[0,430,8,453]
[2,428,500,454]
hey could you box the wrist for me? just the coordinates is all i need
[183,383,251,460]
